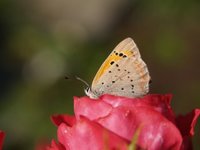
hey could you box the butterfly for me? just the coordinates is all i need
[84,37,151,99]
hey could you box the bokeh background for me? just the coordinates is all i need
[0,0,200,149]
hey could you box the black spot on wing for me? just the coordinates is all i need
[110,61,115,65]
[119,53,123,57]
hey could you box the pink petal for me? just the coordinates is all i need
[51,114,76,127]
[57,117,128,150]
[74,96,112,120]
[97,106,182,150]
[101,94,176,122]
[0,131,5,150]
[74,94,176,123]
[73,94,182,149]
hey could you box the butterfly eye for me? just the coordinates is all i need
[84,87,90,95]
[86,87,90,92]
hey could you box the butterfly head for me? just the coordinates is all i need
[84,87,99,99]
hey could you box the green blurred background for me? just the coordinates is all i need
[0,0,200,149]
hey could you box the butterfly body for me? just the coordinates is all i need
[85,37,150,99]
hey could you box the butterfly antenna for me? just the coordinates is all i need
[65,75,89,87]
[75,76,89,87]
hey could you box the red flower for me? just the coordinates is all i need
[0,130,5,150]
[48,94,200,150]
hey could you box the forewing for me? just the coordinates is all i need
[91,37,150,98]
[92,38,139,86]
